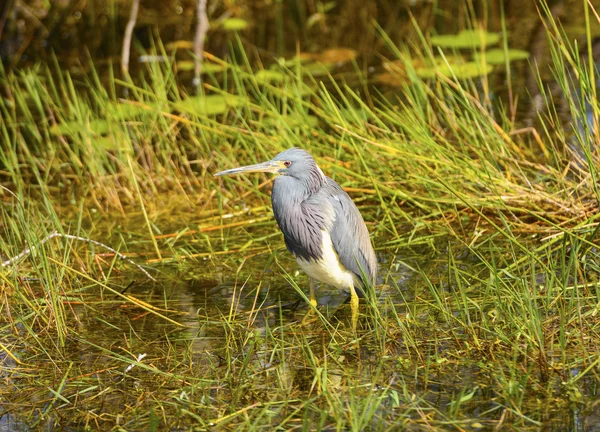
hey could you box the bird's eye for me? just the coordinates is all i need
[283,161,292,167]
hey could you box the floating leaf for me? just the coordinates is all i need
[137,55,168,64]
[112,103,156,120]
[296,52,317,62]
[317,48,357,64]
[375,72,406,87]
[447,61,494,78]
[280,54,313,67]
[414,59,493,79]
[51,102,159,136]
[176,61,229,73]
[476,48,530,65]
[261,114,319,128]
[379,56,494,85]
[176,60,195,71]
[255,69,286,83]
[301,62,333,77]
[281,49,354,72]
[165,40,195,50]
[431,30,500,49]
[203,63,229,73]
[174,94,245,116]
[221,18,249,31]
[50,119,109,136]
[96,136,133,153]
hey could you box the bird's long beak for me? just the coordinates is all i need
[214,160,285,177]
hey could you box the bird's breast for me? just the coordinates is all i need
[296,230,358,290]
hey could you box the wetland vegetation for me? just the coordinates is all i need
[1,0,600,430]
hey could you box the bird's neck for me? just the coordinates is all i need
[272,166,326,211]
[301,167,327,197]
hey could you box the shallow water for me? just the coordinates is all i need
[3,215,600,430]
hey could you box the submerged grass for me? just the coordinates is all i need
[1,1,600,429]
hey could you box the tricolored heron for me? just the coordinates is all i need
[215,148,377,329]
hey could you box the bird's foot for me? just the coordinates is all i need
[301,309,319,325]
[300,295,320,325]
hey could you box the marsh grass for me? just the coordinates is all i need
[1,1,600,429]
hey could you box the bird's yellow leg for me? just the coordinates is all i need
[301,279,318,324]
[309,278,317,309]
[349,285,359,332]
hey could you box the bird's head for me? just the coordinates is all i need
[214,148,325,186]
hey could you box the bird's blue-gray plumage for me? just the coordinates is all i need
[214,148,376,328]
[270,148,377,290]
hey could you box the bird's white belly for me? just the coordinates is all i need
[296,231,357,289]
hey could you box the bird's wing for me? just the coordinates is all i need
[322,179,377,288]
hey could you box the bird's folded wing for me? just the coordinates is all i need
[326,186,376,287]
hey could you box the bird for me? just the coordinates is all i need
[214,148,377,329]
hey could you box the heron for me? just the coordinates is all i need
[214,148,377,329]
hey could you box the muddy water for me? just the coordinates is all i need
[2,215,599,430]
